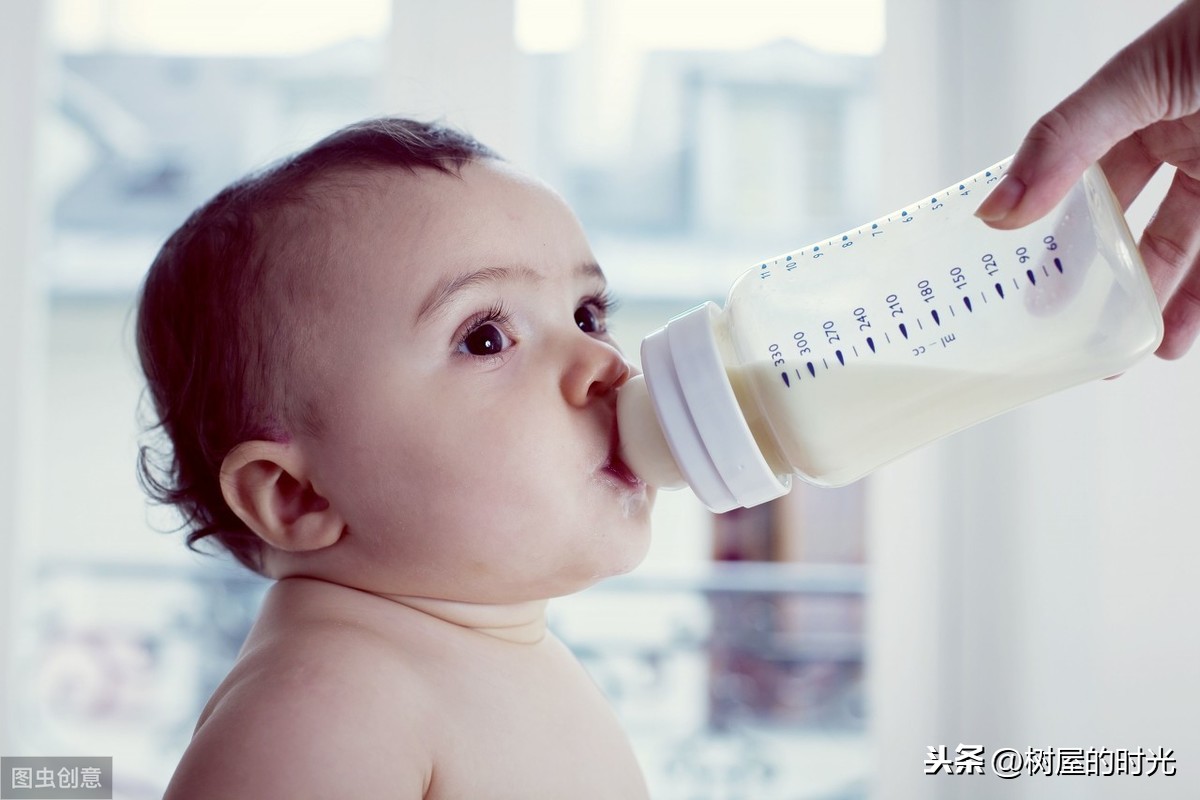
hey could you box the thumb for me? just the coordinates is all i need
[976,5,1189,229]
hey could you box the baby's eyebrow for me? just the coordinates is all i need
[578,261,607,286]
[416,265,540,325]
[415,262,607,325]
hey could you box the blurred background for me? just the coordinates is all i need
[0,1,1196,798]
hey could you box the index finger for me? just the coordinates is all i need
[976,3,1190,228]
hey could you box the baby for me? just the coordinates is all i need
[136,117,655,798]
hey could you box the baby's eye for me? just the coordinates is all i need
[574,300,608,334]
[460,321,511,356]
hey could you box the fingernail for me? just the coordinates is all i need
[975,175,1027,222]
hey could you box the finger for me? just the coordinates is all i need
[1139,169,1200,306]
[976,9,1183,229]
[1157,261,1200,359]
[1098,133,1163,210]
[977,78,1161,229]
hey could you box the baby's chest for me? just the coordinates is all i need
[424,658,649,799]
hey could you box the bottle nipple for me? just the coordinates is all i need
[616,375,686,489]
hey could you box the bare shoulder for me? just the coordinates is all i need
[165,582,435,799]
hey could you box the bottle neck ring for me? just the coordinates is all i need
[640,302,790,512]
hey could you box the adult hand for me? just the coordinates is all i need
[975,0,1200,359]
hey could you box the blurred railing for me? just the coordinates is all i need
[559,563,869,799]
[15,559,868,800]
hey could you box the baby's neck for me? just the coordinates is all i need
[383,594,549,645]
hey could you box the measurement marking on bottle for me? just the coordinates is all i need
[885,332,892,343]
[931,309,941,326]
[1042,264,1050,277]
[949,305,956,317]
[1026,269,1036,286]
[835,350,845,365]
[807,361,816,377]
[917,318,925,330]
[1012,277,1020,290]
[822,358,829,370]
[781,371,791,387]
[995,282,1005,299]
[866,337,876,352]
[898,323,908,339]
[852,346,859,357]
[1055,257,1064,273]
[980,290,989,304]
[795,368,804,382]
[963,296,973,312]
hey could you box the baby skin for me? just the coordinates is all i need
[163,157,655,797]
[171,579,649,798]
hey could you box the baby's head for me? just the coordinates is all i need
[137,118,653,603]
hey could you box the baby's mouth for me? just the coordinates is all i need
[603,451,643,488]
[601,421,645,490]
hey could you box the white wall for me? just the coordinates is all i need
[0,0,49,754]
[869,2,1195,799]
[380,0,527,166]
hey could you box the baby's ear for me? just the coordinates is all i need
[219,441,345,554]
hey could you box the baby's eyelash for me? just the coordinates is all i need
[587,289,621,317]
[461,301,513,333]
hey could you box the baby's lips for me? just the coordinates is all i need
[604,415,642,485]
[605,451,644,488]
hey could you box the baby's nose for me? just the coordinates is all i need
[561,336,632,406]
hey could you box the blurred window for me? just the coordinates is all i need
[19,2,883,796]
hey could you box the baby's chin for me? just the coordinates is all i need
[588,517,654,587]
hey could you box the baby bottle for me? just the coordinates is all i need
[617,158,1163,512]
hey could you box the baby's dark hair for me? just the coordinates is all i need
[136,117,498,573]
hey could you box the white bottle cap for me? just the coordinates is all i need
[640,302,790,512]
